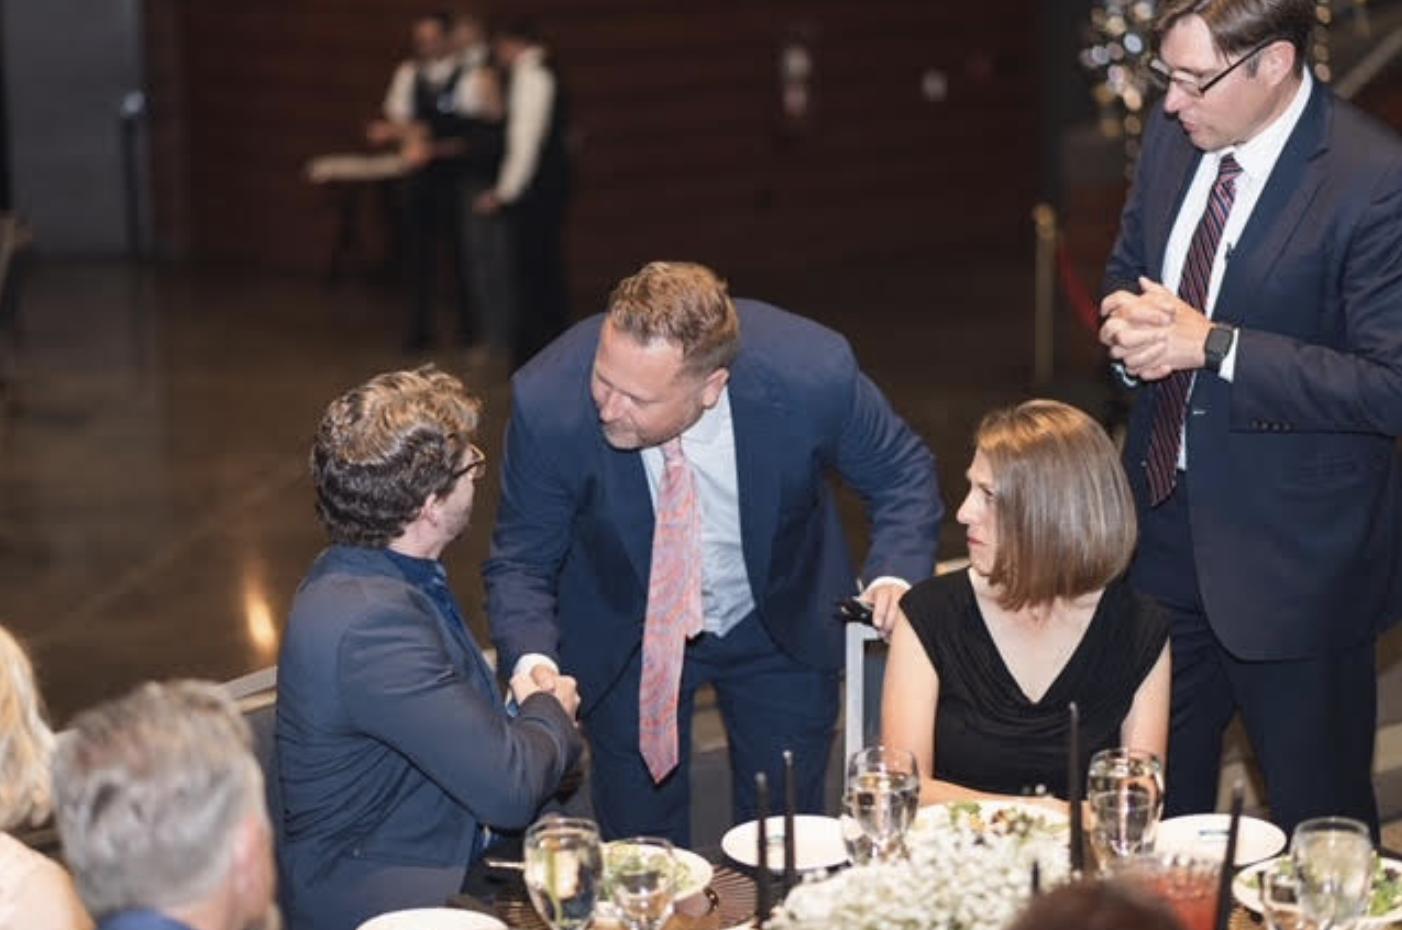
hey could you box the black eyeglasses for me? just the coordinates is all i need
[1147,36,1279,98]
[450,444,487,483]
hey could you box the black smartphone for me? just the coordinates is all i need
[835,596,874,625]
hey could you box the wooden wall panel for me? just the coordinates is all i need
[148,1,1039,291]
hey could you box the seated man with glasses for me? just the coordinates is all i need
[276,366,583,930]
[1100,0,1402,835]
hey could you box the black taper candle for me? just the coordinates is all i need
[1213,781,1245,930]
[783,750,797,895]
[1067,701,1084,874]
[755,771,772,928]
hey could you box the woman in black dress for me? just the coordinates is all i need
[882,400,1170,811]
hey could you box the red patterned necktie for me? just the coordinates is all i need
[639,437,705,783]
[1145,153,1243,506]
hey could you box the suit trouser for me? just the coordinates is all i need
[584,612,840,848]
[403,166,472,347]
[1131,477,1379,837]
[508,191,570,369]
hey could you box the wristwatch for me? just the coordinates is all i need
[1203,323,1236,374]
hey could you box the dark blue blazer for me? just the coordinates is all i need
[97,911,194,930]
[484,300,942,710]
[275,546,582,930]
[1105,83,1402,659]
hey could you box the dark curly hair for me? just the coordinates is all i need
[310,366,481,547]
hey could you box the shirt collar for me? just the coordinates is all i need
[1220,70,1312,184]
[384,547,447,587]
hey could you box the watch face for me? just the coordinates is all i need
[1205,325,1233,370]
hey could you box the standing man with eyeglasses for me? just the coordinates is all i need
[1099,0,1402,834]
[276,366,583,930]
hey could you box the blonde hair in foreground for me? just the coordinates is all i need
[0,623,57,829]
[977,399,1136,610]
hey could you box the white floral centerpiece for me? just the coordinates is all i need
[770,802,1071,930]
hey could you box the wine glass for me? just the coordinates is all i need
[1087,749,1163,836]
[524,816,604,930]
[1290,817,1374,930]
[608,836,676,930]
[844,745,920,863]
[1089,786,1158,871]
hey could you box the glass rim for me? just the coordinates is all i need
[1292,815,1370,833]
[1089,746,1162,762]
[527,815,602,837]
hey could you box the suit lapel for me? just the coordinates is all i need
[728,352,784,601]
[1150,130,1203,278]
[601,439,655,592]
[1215,84,1330,328]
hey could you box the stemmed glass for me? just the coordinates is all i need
[1086,748,1164,872]
[608,836,677,930]
[1089,786,1158,870]
[844,745,920,863]
[1290,817,1374,930]
[524,816,604,930]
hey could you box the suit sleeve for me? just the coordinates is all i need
[1102,105,1171,300]
[337,605,582,830]
[483,395,578,673]
[830,355,942,583]
[1232,161,1402,434]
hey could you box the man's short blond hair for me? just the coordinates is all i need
[606,261,741,376]
[977,400,1137,610]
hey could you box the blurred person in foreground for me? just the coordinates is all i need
[51,680,274,930]
[276,367,582,930]
[485,261,941,844]
[0,624,92,930]
[1006,880,1185,930]
[1099,0,1402,832]
[883,400,1170,810]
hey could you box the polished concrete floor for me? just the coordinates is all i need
[2,254,1110,723]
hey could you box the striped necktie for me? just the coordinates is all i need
[1145,153,1243,506]
[639,438,705,782]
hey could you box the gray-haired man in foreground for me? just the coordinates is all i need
[52,680,278,930]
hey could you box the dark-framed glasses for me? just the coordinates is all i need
[451,444,488,482]
[1147,36,1279,98]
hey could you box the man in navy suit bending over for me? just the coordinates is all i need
[485,261,941,844]
[1100,0,1402,833]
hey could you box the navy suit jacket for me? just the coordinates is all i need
[484,299,942,711]
[275,546,582,930]
[1105,82,1402,659]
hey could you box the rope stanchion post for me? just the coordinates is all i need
[1032,203,1058,387]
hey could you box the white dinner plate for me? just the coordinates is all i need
[912,799,1069,839]
[357,908,508,930]
[721,814,847,872]
[1156,813,1286,865]
[602,841,713,900]
[1233,855,1402,926]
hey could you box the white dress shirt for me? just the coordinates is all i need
[640,388,756,637]
[495,46,555,203]
[1162,70,1313,465]
[382,50,495,123]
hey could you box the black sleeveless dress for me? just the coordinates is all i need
[897,571,1168,799]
